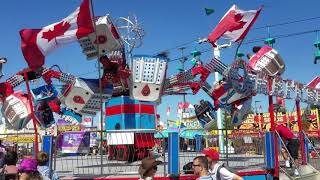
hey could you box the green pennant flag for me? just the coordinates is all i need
[205,8,215,15]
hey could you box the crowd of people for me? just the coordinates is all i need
[0,145,59,180]
[138,148,243,180]
[189,148,243,180]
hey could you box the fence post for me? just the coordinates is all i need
[265,132,275,180]
[304,137,309,163]
[161,133,167,177]
[225,129,229,166]
[296,100,307,165]
[42,135,54,177]
[168,132,179,176]
[268,77,279,178]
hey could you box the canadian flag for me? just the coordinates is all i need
[20,0,94,69]
[208,4,262,46]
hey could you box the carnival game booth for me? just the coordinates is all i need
[155,118,205,152]
[238,108,320,157]
[105,96,157,161]
[0,132,40,158]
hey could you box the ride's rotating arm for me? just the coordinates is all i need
[41,68,75,84]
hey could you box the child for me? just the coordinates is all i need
[36,151,59,180]
[18,158,42,180]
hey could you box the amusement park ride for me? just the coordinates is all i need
[0,0,319,179]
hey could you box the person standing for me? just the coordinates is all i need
[0,140,6,168]
[1,151,18,172]
[18,158,43,180]
[37,151,59,180]
[192,156,213,180]
[138,157,162,180]
[202,148,242,180]
[0,151,18,179]
[276,123,300,176]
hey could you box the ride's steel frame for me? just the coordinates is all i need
[164,57,319,178]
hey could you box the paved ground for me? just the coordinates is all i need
[54,152,266,179]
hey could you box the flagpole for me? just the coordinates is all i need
[178,47,187,114]
[213,45,225,153]
[89,0,104,175]
[234,39,245,61]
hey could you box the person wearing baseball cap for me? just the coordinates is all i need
[202,148,242,180]
[138,157,162,180]
[276,122,300,176]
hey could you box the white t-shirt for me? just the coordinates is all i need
[209,163,235,180]
[139,177,153,180]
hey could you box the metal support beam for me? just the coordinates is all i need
[268,77,279,178]
[23,71,39,155]
[296,100,307,165]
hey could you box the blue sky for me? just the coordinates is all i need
[0,0,319,124]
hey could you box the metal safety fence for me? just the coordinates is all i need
[179,128,266,175]
[303,131,320,171]
[0,132,36,159]
[52,129,166,179]
[0,129,269,179]
[275,131,303,179]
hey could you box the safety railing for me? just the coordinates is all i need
[0,132,36,159]
[303,131,320,170]
[52,129,166,178]
[275,131,302,179]
[222,129,265,173]
[0,129,272,179]
[179,128,266,175]
[178,129,204,175]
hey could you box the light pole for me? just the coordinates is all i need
[198,38,232,153]
[211,41,231,154]
[178,47,187,114]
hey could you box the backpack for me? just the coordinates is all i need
[216,163,237,180]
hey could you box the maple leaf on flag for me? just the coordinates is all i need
[42,21,71,42]
[227,12,246,33]
[208,5,262,45]
[20,0,94,70]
